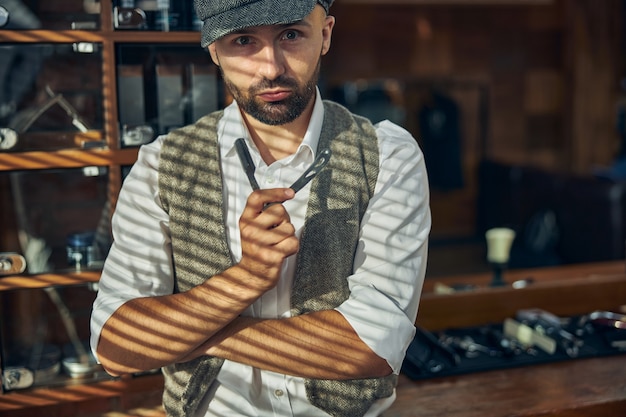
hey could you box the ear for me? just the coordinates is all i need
[208,44,220,66]
[321,15,335,56]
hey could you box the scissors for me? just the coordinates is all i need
[234,137,332,193]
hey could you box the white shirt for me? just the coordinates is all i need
[91,90,431,417]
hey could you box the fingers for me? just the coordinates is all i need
[243,188,295,215]
[238,188,299,287]
[240,188,296,243]
[240,207,295,248]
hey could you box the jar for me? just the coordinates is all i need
[66,232,96,269]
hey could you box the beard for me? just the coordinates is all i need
[220,58,321,126]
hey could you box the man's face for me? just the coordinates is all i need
[218,56,321,126]
[208,6,334,126]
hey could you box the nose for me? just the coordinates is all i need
[257,43,286,80]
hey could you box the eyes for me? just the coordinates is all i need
[233,29,302,47]
[283,30,299,41]
[234,36,251,46]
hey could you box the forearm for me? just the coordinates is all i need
[96,188,300,376]
[96,265,264,376]
[199,310,392,380]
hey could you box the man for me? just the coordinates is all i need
[90,0,431,416]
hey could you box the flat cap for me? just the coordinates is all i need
[194,0,334,47]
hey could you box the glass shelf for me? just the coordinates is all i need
[0,167,111,276]
[0,43,103,153]
[0,282,110,393]
[116,43,219,144]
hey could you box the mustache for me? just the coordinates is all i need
[250,76,299,93]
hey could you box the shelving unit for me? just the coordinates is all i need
[0,1,202,223]
[0,0,216,406]
[0,0,211,277]
[1,1,622,415]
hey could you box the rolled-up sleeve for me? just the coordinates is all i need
[335,120,431,374]
[90,138,174,360]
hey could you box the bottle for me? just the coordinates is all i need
[66,231,97,270]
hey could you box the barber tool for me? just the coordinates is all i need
[43,86,90,133]
[439,335,501,358]
[587,310,626,330]
[234,138,332,193]
[517,308,561,328]
[6,86,93,151]
[289,148,332,193]
[402,327,460,378]
[484,327,537,357]
[581,311,626,351]
[503,318,557,354]
[235,138,260,190]
[485,227,516,286]
[516,309,583,357]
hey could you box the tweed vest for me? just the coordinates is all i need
[158,101,397,417]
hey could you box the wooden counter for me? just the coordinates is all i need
[1,261,625,416]
[3,354,625,417]
[383,260,626,417]
[385,354,626,417]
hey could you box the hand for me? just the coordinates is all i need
[238,188,299,290]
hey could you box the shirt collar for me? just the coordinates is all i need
[220,88,324,164]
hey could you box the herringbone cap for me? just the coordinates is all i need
[194,0,334,47]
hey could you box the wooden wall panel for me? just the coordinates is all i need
[325,0,623,241]
[564,0,622,173]
[327,0,622,169]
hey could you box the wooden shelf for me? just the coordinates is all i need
[0,270,101,291]
[0,148,139,171]
[0,30,106,43]
[422,260,626,294]
[0,30,200,44]
[0,373,164,416]
[107,31,201,43]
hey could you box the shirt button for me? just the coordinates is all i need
[274,389,284,397]
[266,177,275,184]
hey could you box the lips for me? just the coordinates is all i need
[259,90,291,102]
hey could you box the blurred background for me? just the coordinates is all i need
[322,0,625,277]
